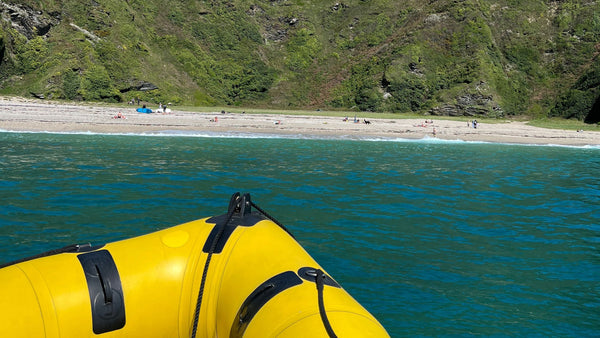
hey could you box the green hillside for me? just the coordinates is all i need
[1,0,599,122]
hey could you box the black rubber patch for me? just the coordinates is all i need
[203,212,264,254]
[205,211,264,228]
[78,250,126,334]
[230,271,303,337]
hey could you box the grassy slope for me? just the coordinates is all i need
[0,0,599,120]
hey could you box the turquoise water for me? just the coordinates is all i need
[1,131,599,336]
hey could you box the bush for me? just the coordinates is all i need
[356,87,381,111]
[550,89,596,120]
[62,70,80,100]
[0,33,5,68]
[80,65,121,102]
[553,60,600,121]
[223,60,275,103]
[574,66,600,90]
[285,28,321,71]
[16,36,49,73]
[584,96,600,124]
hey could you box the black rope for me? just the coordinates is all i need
[249,200,295,239]
[189,193,298,337]
[316,269,338,338]
[0,243,90,269]
[190,207,236,338]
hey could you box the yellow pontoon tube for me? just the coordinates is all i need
[0,193,389,337]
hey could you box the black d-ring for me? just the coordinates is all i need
[298,267,340,288]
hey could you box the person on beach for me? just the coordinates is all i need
[113,112,126,119]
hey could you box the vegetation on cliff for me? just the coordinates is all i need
[0,0,599,122]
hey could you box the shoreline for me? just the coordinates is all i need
[1,96,599,146]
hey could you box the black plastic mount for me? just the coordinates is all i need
[203,193,264,254]
[78,250,126,334]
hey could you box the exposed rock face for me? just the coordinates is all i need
[0,2,60,39]
[30,91,44,99]
[246,4,296,43]
[331,3,349,11]
[137,82,158,91]
[118,81,159,93]
[428,93,503,117]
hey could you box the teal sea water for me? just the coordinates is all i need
[1,131,599,336]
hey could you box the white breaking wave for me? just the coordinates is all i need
[1,129,599,149]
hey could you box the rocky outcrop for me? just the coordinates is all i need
[118,81,159,93]
[428,93,503,117]
[0,2,60,39]
[331,3,349,11]
[137,82,158,91]
[247,4,297,43]
[30,91,45,99]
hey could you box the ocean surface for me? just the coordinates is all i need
[1,131,598,337]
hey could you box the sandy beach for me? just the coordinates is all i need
[1,96,599,146]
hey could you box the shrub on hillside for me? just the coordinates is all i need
[62,70,80,100]
[550,89,596,120]
[16,36,49,73]
[80,65,121,102]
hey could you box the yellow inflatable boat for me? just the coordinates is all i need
[0,193,389,337]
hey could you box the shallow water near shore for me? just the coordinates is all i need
[1,131,599,336]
